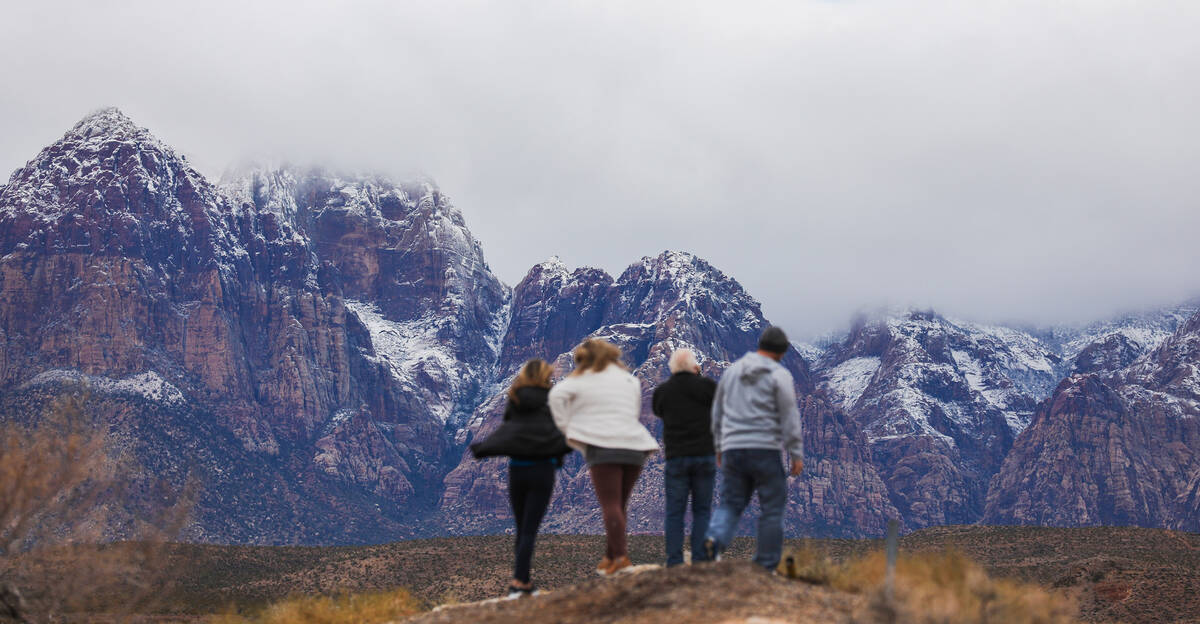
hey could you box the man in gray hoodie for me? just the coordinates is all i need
[703,326,803,570]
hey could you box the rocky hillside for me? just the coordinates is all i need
[0,108,1196,543]
[811,312,1060,528]
[0,110,506,543]
[983,309,1200,530]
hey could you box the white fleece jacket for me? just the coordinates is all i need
[548,365,660,453]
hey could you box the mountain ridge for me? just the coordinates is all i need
[0,108,1196,543]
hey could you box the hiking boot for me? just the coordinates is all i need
[703,537,721,562]
[605,555,633,575]
[596,557,613,575]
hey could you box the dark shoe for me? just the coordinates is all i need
[703,537,721,562]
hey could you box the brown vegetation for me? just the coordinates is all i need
[834,549,1074,623]
[7,527,1198,622]
[0,392,192,622]
[209,588,421,624]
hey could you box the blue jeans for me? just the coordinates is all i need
[704,449,787,570]
[663,454,716,566]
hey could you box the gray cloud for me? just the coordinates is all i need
[2,0,1198,337]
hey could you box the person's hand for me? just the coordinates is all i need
[715,452,721,468]
[789,457,804,477]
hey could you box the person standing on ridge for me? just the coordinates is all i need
[704,326,804,571]
[549,339,659,576]
[652,348,718,567]
[469,359,572,599]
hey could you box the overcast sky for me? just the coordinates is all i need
[2,1,1198,338]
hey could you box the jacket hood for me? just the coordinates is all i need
[739,352,778,385]
[512,386,550,411]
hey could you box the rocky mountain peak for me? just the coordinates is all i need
[601,251,766,365]
[0,108,249,278]
[497,258,613,374]
[531,255,569,277]
[614,250,735,301]
[500,248,770,379]
[2,107,193,215]
[67,107,146,141]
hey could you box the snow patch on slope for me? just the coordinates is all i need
[23,369,185,405]
[825,356,880,411]
[345,299,463,424]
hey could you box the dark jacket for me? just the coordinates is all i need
[651,371,717,459]
[470,386,571,461]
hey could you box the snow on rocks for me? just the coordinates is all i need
[816,311,1060,439]
[824,356,880,411]
[345,299,463,425]
[23,369,185,405]
[1047,300,1200,373]
[0,107,253,279]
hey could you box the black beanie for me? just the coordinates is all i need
[758,326,789,354]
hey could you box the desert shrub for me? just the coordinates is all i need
[0,391,192,621]
[777,541,839,585]
[210,588,422,624]
[0,394,115,557]
[778,544,1077,624]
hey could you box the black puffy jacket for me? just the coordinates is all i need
[469,386,572,461]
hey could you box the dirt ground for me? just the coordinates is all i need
[400,561,863,624]
[8,526,1199,622]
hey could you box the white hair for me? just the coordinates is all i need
[668,349,700,374]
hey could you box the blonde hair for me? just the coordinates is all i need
[570,339,625,376]
[668,349,700,374]
[509,358,554,404]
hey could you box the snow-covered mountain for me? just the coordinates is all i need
[220,165,511,429]
[984,309,1200,530]
[0,110,504,542]
[1,108,1196,542]
[1038,301,1200,376]
[795,305,1200,530]
[803,311,1059,527]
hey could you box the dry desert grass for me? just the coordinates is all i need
[208,588,421,624]
[9,526,1198,622]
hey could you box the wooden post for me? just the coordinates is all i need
[885,519,899,601]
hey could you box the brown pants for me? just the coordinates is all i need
[589,463,643,559]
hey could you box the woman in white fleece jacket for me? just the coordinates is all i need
[549,338,658,575]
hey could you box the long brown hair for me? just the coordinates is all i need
[570,338,625,376]
[509,358,554,404]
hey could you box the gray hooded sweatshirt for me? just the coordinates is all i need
[711,351,803,460]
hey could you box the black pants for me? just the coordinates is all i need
[509,462,556,584]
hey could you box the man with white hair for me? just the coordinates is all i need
[651,347,718,567]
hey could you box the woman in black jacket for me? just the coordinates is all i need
[470,358,570,598]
